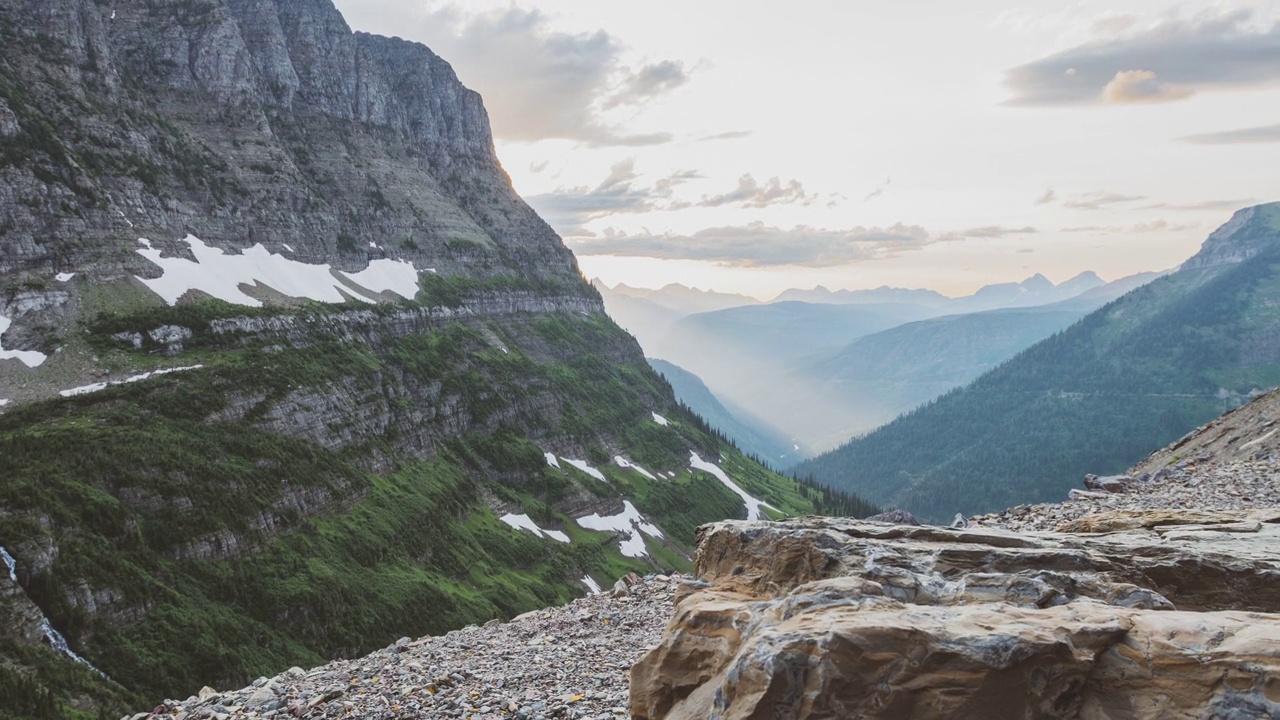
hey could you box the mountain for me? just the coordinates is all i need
[0,1,853,715]
[595,281,758,352]
[608,283,757,315]
[771,272,1107,312]
[771,285,950,306]
[647,359,798,465]
[792,203,1280,521]
[653,272,1159,454]
[772,304,1092,451]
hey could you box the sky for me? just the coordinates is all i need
[333,0,1280,298]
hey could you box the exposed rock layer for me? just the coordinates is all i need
[631,514,1280,719]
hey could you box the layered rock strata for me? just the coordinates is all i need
[631,514,1280,720]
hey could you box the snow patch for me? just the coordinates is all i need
[575,500,664,558]
[689,452,777,522]
[339,259,420,300]
[581,575,602,595]
[498,514,570,543]
[282,244,295,253]
[0,315,48,368]
[55,273,76,282]
[134,235,423,307]
[562,458,606,482]
[651,412,670,427]
[544,452,560,469]
[60,365,203,398]
[614,456,657,480]
[0,399,8,407]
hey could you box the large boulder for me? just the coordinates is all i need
[631,513,1280,719]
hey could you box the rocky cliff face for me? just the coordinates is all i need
[632,513,1280,719]
[1181,202,1280,270]
[0,1,841,715]
[0,0,579,369]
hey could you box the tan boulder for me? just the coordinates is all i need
[631,515,1280,719]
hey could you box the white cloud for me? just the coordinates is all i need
[1179,123,1280,145]
[569,222,963,267]
[1100,70,1193,104]
[1062,191,1145,210]
[375,5,687,145]
[699,174,815,209]
[1005,10,1280,106]
[1063,220,1199,233]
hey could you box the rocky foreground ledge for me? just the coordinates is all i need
[131,575,680,720]
[630,511,1280,719]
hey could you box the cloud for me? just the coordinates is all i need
[699,174,816,209]
[1179,123,1280,145]
[1100,70,1194,104]
[604,60,689,109]
[1063,220,1199,233]
[1034,188,1057,205]
[863,176,892,203]
[567,222,935,266]
[957,226,1037,238]
[387,6,686,145]
[1139,199,1257,211]
[698,130,753,142]
[1062,191,1145,210]
[1004,10,1280,106]
[525,162,701,234]
[529,160,550,174]
[1090,13,1139,37]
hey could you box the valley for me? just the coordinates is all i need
[0,0,1277,718]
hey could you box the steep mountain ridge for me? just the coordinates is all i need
[793,203,1280,521]
[0,2,851,716]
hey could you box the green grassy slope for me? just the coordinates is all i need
[0,293,849,716]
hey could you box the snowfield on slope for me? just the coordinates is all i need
[614,456,657,480]
[561,458,606,481]
[135,235,425,307]
[498,514,570,543]
[60,365,204,398]
[690,452,776,521]
[0,314,47,368]
[575,501,664,558]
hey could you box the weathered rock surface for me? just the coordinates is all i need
[631,515,1280,719]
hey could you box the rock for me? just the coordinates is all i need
[197,687,218,701]
[630,516,1280,719]
[1068,488,1109,501]
[1056,508,1280,534]
[949,512,968,529]
[1083,474,1134,493]
[246,686,280,711]
[864,509,919,525]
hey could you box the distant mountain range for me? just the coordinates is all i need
[599,270,1164,459]
[793,202,1280,521]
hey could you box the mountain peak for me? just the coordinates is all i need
[1182,202,1280,271]
[1020,273,1054,291]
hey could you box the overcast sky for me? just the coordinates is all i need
[333,0,1280,298]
